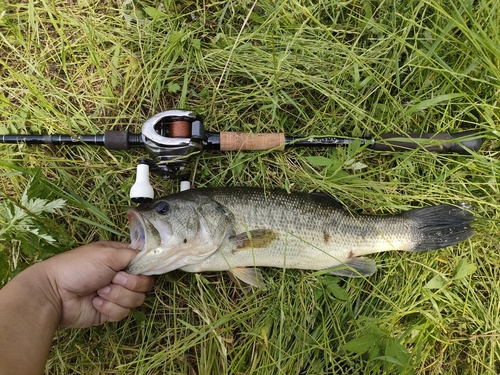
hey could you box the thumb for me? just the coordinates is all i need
[94,242,139,272]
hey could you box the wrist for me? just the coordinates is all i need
[0,262,63,374]
[16,262,63,325]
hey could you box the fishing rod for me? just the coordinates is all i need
[1,109,482,202]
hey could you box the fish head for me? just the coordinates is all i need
[126,192,233,275]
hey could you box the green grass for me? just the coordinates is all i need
[1,0,499,373]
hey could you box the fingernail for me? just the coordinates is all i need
[99,286,111,295]
[93,297,103,307]
[114,272,128,286]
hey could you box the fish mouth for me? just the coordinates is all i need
[125,208,221,276]
[128,210,148,251]
[126,209,165,275]
[126,210,195,275]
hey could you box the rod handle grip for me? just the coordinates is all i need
[104,130,143,150]
[219,132,285,151]
[371,130,482,154]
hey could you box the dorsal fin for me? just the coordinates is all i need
[307,192,346,210]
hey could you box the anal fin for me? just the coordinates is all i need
[228,267,265,288]
[328,257,377,278]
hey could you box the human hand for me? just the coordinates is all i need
[0,241,155,374]
[40,241,154,328]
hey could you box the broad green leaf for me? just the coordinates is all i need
[23,197,65,215]
[131,310,148,323]
[305,156,334,167]
[424,274,448,289]
[326,282,349,300]
[343,333,379,354]
[328,160,345,171]
[452,258,477,280]
[385,338,411,365]
[329,169,351,180]
[192,39,201,50]
[329,284,349,300]
[371,355,405,367]
[143,6,166,19]
[167,82,181,93]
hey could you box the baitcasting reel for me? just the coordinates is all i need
[130,110,206,202]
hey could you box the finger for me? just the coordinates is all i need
[100,246,141,273]
[95,241,133,249]
[97,284,146,308]
[92,296,131,323]
[112,271,154,293]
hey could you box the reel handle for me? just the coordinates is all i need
[130,162,154,203]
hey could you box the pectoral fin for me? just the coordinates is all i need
[230,229,279,251]
[228,267,265,288]
[328,257,377,278]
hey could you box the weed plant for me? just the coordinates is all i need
[0,0,499,374]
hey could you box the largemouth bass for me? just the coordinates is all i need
[126,188,473,287]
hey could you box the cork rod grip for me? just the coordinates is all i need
[219,132,286,151]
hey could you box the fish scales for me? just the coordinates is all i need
[187,188,414,271]
[126,187,474,286]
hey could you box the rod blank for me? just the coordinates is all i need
[0,134,105,145]
[0,130,482,154]
[0,131,144,150]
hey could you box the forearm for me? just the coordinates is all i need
[0,263,62,375]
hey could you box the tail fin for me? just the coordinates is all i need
[402,204,474,252]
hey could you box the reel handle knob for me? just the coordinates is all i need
[180,180,191,191]
[130,162,154,203]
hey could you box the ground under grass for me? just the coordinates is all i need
[1,0,499,373]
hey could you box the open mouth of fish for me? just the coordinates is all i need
[126,209,209,275]
[128,210,149,252]
[126,210,166,274]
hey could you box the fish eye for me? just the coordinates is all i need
[154,201,170,215]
